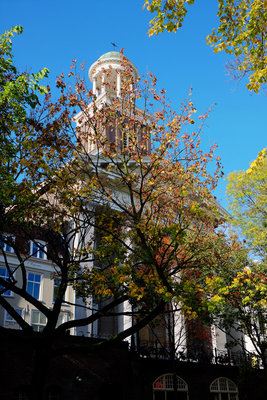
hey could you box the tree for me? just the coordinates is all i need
[143,0,267,92]
[211,148,267,368]
[205,261,267,368]
[0,25,49,209]
[191,149,267,369]
[226,147,267,260]
[0,46,233,397]
[176,227,267,368]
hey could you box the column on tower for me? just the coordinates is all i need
[92,77,97,95]
[116,69,121,98]
[101,73,106,95]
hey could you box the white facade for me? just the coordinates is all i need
[0,241,75,333]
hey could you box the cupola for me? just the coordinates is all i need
[88,51,139,99]
[75,51,150,156]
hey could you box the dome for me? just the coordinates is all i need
[98,51,124,61]
[89,51,139,83]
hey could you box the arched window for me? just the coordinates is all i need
[210,377,238,400]
[14,385,29,400]
[153,374,189,400]
[46,385,61,400]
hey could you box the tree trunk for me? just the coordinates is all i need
[29,335,53,400]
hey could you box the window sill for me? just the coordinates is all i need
[53,301,70,306]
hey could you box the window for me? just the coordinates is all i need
[0,267,14,296]
[16,392,28,400]
[210,378,238,400]
[14,385,29,400]
[28,240,47,259]
[0,234,15,253]
[27,272,41,299]
[153,374,189,400]
[56,312,68,328]
[4,308,24,328]
[53,278,66,303]
[46,385,61,400]
[31,310,47,332]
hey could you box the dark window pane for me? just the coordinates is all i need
[28,273,34,281]
[154,392,165,400]
[167,392,175,400]
[32,242,38,257]
[33,284,39,299]
[168,392,187,400]
[27,282,33,296]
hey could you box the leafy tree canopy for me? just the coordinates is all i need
[226,147,267,260]
[205,260,267,367]
[0,26,49,127]
[143,0,267,92]
[196,148,267,368]
[0,26,50,209]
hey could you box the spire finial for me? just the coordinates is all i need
[111,42,117,51]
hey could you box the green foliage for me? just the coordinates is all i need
[0,26,50,210]
[207,0,267,93]
[205,261,267,366]
[143,0,195,34]
[226,148,267,259]
[143,0,267,92]
[198,148,267,367]
[0,26,49,127]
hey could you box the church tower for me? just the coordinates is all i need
[74,51,151,156]
[88,51,139,100]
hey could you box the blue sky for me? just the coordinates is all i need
[1,0,266,208]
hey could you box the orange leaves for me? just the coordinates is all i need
[153,94,161,101]
[56,73,66,89]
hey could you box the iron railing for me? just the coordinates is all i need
[135,342,261,367]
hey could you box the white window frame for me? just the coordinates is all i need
[153,374,189,400]
[210,377,239,400]
[31,310,47,332]
[0,267,14,297]
[4,308,25,327]
[0,233,15,253]
[28,240,47,259]
[27,271,42,300]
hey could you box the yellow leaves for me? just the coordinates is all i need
[144,0,267,92]
[211,294,223,304]
[182,304,198,320]
[258,298,267,307]
[128,282,145,300]
[156,286,165,294]
[190,202,200,215]
[242,295,251,305]
[205,263,267,316]
[227,148,267,255]
[246,147,266,174]
[144,0,195,36]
